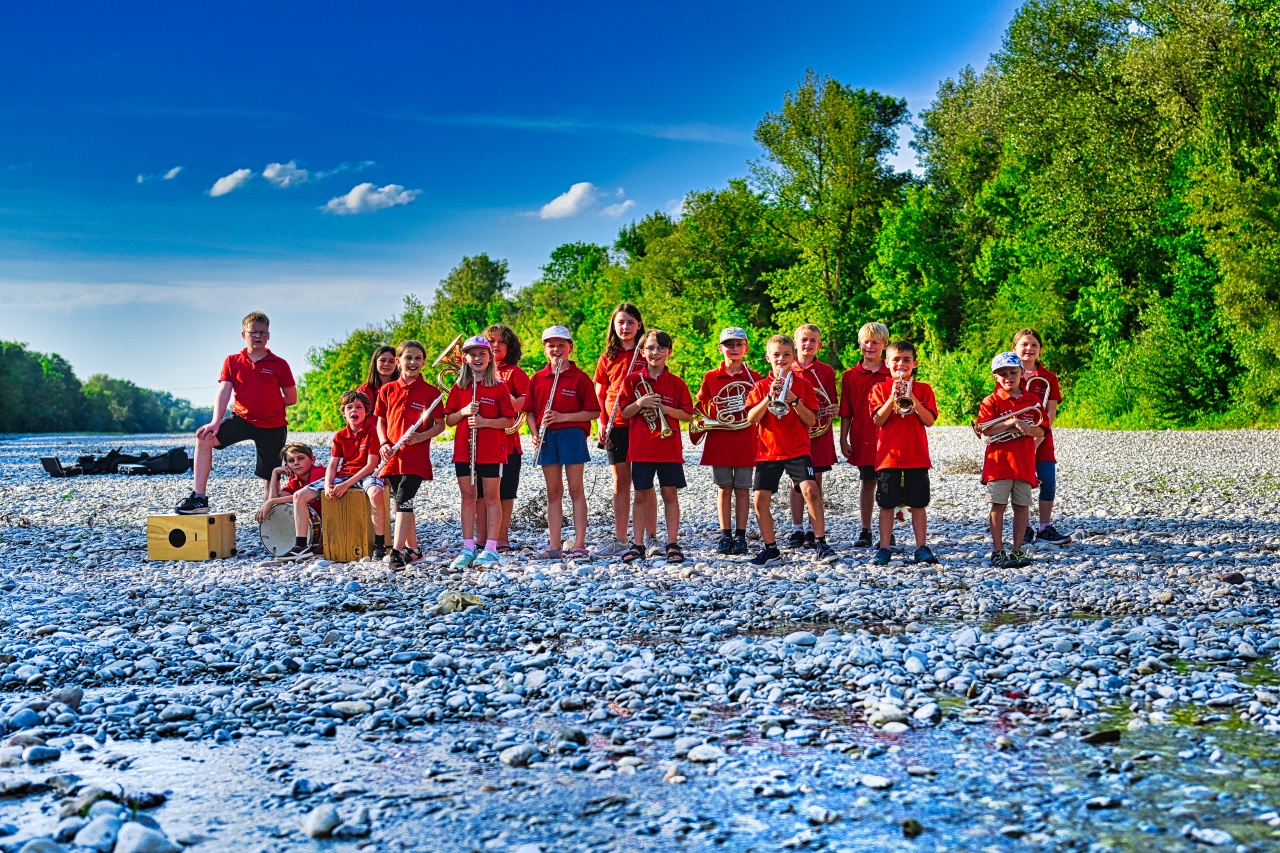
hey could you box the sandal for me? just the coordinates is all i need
[534,547,563,560]
[496,545,512,554]
[568,547,591,561]
[665,542,685,564]
[621,543,645,563]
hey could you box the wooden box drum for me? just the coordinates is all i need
[321,489,388,563]
[258,503,320,557]
[147,513,237,561]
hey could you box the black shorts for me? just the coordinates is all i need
[606,425,630,465]
[212,415,286,481]
[387,474,423,513]
[793,464,832,493]
[754,456,815,494]
[876,468,930,509]
[454,462,502,480]
[477,451,521,501]
[631,461,687,491]
[857,464,878,482]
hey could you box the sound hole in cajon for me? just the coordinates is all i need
[168,529,187,548]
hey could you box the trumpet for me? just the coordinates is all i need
[533,358,563,465]
[892,370,915,416]
[636,374,674,438]
[767,369,793,417]
[374,334,465,478]
[689,377,756,445]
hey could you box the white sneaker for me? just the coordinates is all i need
[473,549,502,569]
[449,549,477,570]
[595,540,628,557]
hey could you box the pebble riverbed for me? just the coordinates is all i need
[2,428,1280,852]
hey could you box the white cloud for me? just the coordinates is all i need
[601,199,636,218]
[135,174,144,184]
[263,160,310,188]
[666,197,686,218]
[209,168,253,197]
[322,183,420,215]
[538,182,600,219]
[163,166,183,180]
[136,165,184,184]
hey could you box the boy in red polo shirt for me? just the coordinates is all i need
[869,340,938,566]
[443,337,517,571]
[787,324,839,550]
[525,325,601,560]
[255,443,323,525]
[620,330,693,564]
[696,327,763,556]
[839,322,892,548]
[745,335,837,566]
[376,340,446,570]
[282,390,387,561]
[976,352,1045,569]
[176,311,297,514]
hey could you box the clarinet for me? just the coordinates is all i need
[597,344,642,450]
[534,358,563,466]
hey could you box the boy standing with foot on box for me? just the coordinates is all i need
[976,352,1044,569]
[868,341,938,566]
[176,311,296,514]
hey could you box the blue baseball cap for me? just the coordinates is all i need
[991,352,1023,373]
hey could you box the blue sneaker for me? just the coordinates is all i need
[913,545,939,564]
[873,548,891,566]
[473,549,502,569]
[449,549,477,570]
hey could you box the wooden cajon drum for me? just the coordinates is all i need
[321,488,389,562]
[148,513,237,561]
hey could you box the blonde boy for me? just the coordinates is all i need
[839,322,892,546]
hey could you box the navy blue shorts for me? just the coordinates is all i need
[535,428,590,466]
[631,461,687,491]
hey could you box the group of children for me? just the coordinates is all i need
[176,310,1070,571]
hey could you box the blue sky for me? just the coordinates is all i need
[0,0,1021,402]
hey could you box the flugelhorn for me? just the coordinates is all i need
[809,380,838,437]
[636,374,673,438]
[767,369,793,417]
[688,378,756,445]
[373,334,465,477]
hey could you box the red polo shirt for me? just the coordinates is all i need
[498,363,531,456]
[332,419,378,479]
[219,349,295,428]
[524,361,598,435]
[839,361,891,467]
[375,376,441,479]
[444,381,517,465]
[621,368,693,464]
[1022,364,1062,464]
[746,374,819,462]
[282,462,324,516]
[977,387,1040,485]
[696,363,762,468]
[868,379,936,470]
[792,359,839,467]
[594,347,643,427]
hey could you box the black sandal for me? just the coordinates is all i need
[665,542,685,564]
[622,543,645,563]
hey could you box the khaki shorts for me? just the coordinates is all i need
[986,479,1032,507]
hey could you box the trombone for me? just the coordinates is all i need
[374,335,465,477]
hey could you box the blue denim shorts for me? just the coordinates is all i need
[535,428,590,466]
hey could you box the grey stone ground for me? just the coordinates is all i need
[2,428,1280,852]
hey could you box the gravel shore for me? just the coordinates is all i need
[2,428,1280,852]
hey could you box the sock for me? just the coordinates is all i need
[374,534,385,546]
[1038,521,1050,531]
[294,536,306,548]
[485,539,497,552]
[735,528,746,537]
[815,537,826,544]
[193,492,205,498]
[792,523,804,533]
[721,528,731,537]
[463,538,475,552]
[861,527,872,534]
[764,541,777,549]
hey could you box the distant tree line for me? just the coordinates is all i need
[0,341,211,434]
[294,1,1278,432]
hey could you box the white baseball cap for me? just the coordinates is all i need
[719,327,748,344]
[541,325,573,342]
[991,352,1023,373]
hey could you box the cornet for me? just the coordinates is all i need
[636,374,674,438]
[767,369,793,417]
[892,370,915,416]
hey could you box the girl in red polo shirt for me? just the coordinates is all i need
[619,329,693,564]
[594,303,646,556]
[357,346,399,411]
[1013,329,1070,546]
[444,337,517,571]
[376,340,446,570]
[481,324,530,554]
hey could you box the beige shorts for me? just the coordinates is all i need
[986,479,1032,507]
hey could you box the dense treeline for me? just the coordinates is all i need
[295,0,1280,432]
[0,341,211,434]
